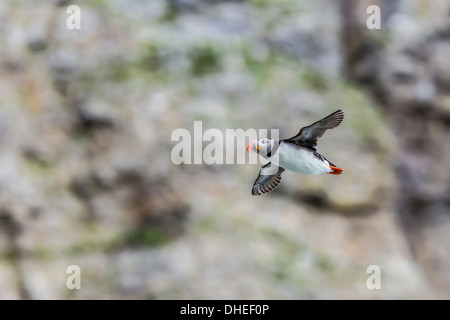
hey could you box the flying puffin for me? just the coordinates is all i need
[246,109,344,195]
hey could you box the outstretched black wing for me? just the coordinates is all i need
[251,163,285,196]
[284,109,344,150]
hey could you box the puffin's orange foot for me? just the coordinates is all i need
[327,165,343,175]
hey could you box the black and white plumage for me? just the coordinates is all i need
[251,163,285,196]
[247,109,344,196]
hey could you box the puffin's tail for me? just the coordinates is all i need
[327,165,343,175]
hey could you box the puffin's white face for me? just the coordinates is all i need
[246,138,273,157]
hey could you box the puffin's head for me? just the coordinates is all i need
[246,138,273,157]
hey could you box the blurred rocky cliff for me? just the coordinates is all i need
[0,0,448,299]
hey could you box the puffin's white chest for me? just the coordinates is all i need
[272,142,331,175]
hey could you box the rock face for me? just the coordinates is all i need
[0,0,447,299]
[340,0,450,294]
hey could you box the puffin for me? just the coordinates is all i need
[246,109,344,195]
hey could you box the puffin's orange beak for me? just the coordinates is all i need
[247,140,255,153]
